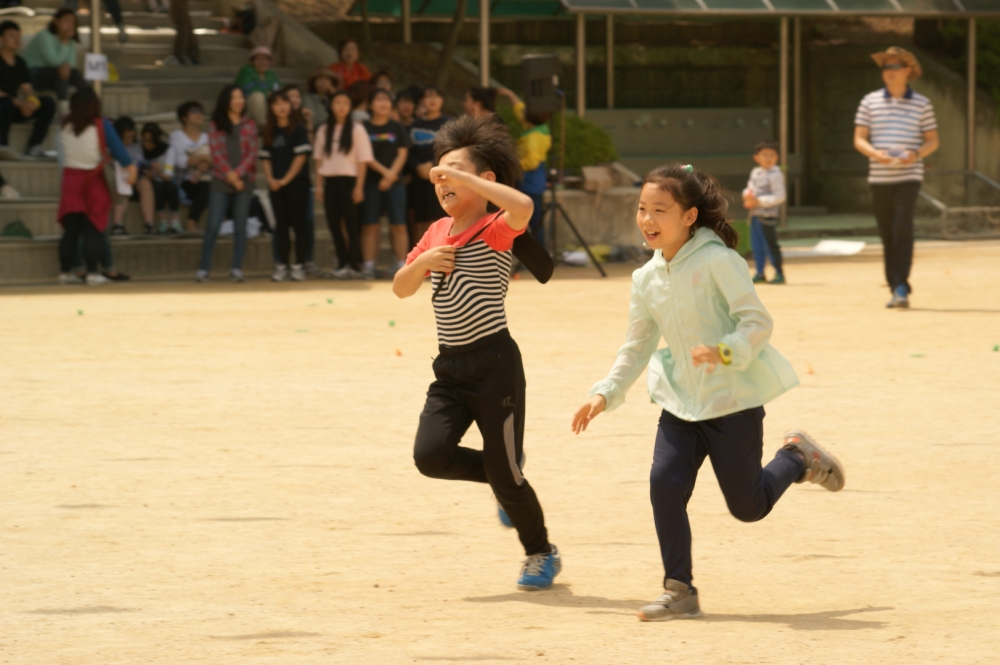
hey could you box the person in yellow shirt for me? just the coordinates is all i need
[498,88,551,245]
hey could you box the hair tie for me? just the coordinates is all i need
[682,164,694,173]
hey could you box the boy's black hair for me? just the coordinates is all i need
[398,85,422,104]
[176,100,204,123]
[433,115,522,188]
[0,20,20,36]
[524,110,551,127]
[467,86,497,113]
[754,141,779,155]
[421,85,443,100]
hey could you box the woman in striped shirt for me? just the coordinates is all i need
[853,47,939,309]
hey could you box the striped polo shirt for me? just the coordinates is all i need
[406,211,522,347]
[855,87,937,184]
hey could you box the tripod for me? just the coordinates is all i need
[542,91,606,278]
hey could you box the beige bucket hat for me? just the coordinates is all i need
[871,46,922,81]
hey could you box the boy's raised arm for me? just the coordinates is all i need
[430,165,534,231]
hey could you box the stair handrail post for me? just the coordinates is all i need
[91,0,102,97]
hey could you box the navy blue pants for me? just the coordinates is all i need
[871,181,920,296]
[651,407,804,589]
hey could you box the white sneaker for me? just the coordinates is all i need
[58,272,83,285]
[304,261,321,276]
[85,273,109,286]
[27,145,49,160]
[229,269,245,283]
[361,265,377,281]
[332,266,354,280]
[195,270,209,283]
[0,145,24,161]
[271,263,289,282]
[0,184,21,199]
[290,263,306,281]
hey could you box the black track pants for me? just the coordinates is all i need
[413,329,551,556]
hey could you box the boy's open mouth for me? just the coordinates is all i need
[441,192,456,202]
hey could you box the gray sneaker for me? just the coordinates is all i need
[782,429,845,492]
[290,263,306,281]
[637,579,702,622]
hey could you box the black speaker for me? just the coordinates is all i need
[521,54,560,116]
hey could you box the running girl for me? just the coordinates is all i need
[393,115,560,591]
[571,163,845,621]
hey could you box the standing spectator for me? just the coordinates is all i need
[396,86,420,128]
[361,88,409,279]
[56,88,136,286]
[498,87,550,246]
[347,80,371,123]
[314,90,371,279]
[23,9,86,115]
[463,86,497,118]
[328,38,370,90]
[742,141,786,284]
[279,83,318,276]
[853,47,939,309]
[234,46,280,127]
[303,70,338,139]
[0,21,56,160]
[166,0,200,66]
[262,90,311,282]
[164,100,210,232]
[407,86,450,242]
[197,85,257,283]
[63,0,128,43]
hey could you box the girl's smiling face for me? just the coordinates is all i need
[636,182,698,255]
[330,94,352,122]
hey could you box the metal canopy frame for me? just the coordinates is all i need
[561,2,987,220]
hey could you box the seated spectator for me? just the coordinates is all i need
[371,69,392,92]
[140,122,180,234]
[463,86,497,118]
[304,68,338,138]
[361,88,409,279]
[110,116,148,235]
[197,85,257,283]
[57,88,136,286]
[347,80,371,123]
[0,21,55,160]
[329,38,370,90]
[234,45,280,127]
[23,9,86,114]
[164,100,211,233]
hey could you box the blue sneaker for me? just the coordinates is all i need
[894,285,909,308]
[497,452,526,529]
[517,545,561,591]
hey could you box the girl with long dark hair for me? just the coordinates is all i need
[572,163,846,622]
[197,84,258,282]
[262,90,311,281]
[313,90,372,279]
[56,88,136,285]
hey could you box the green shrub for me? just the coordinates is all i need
[497,105,619,174]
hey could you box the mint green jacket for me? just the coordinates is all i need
[23,30,77,69]
[591,227,799,422]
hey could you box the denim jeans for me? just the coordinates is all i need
[749,216,783,276]
[199,188,253,273]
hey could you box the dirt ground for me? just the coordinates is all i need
[2,241,999,664]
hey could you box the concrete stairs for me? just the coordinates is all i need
[0,0,327,285]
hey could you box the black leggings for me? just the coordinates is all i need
[59,212,102,273]
[323,176,361,270]
[272,178,310,265]
[180,180,210,225]
[413,330,551,556]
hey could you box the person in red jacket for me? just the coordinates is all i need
[328,38,370,91]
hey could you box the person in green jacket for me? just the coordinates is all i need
[23,8,87,109]
[572,163,846,623]
[234,46,280,127]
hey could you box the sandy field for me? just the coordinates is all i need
[2,241,999,664]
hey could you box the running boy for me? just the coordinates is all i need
[572,163,844,621]
[742,141,786,284]
[392,115,560,591]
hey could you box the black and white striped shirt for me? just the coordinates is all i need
[407,211,521,347]
[855,87,937,184]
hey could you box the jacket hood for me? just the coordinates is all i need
[652,227,724,269]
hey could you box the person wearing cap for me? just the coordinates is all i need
[854,46,939,309]
[234,46,281,127]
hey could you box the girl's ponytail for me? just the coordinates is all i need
[641,163,740,250]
